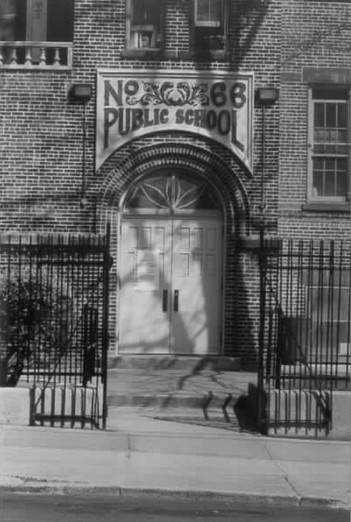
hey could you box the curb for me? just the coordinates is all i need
[1,481,349,510]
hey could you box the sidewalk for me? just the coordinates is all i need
[1,406,350,509]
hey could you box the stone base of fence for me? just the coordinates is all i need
[248,383,351,439]
[0,384,104,429]
[330,391,351,439]
[0,387,34,426]
[33,385,103,428]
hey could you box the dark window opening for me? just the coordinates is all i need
[193,0,226,54]
[127,0,162,50]
[0,0,73,43]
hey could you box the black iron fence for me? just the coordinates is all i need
[257,238,351,436]
[0,231,110,428]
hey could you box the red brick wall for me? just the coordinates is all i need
[1,0,281,230]
[0,0,282,367]
[279,0,351,240]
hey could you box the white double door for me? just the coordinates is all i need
[119,215,223,354]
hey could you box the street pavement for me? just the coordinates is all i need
[0,406,350,510]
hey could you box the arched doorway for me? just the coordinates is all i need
[118,168,224,355]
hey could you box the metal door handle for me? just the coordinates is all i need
[162,289,168,312]
[174,290,179,312]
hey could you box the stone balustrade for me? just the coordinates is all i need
[0,41,73,69]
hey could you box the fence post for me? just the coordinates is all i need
[256,221,267,432]
[101,224,111,429]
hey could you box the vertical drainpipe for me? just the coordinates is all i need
[257,103,267,431]
[255,88,279,432]
[68,84,93,207]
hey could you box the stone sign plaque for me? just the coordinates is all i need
[96,69,254,171]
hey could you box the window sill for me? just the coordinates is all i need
[192,50,227,61]
[163,50,227,61]
[122,49,164,60]
[121,49,228,61]
[302,202,351,213]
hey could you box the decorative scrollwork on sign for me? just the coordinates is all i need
[127,81,210,107]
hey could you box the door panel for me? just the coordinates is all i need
[119,218,172,353]
[172,219,222,354]
[119,215,222,355]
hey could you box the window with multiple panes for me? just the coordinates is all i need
[193,0,227,54]
[125,0,228,57]
[0,0,73,43]
[309,88,349,202]
[126,0,162,51]
[309,269,351,357]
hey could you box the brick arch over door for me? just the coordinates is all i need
[95,139,255,358]
[96,141,251,237]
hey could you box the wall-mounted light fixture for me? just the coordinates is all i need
[70,83,93,101]
[255,86,279,230]
[256,87,279,105]
[69,84,93,207]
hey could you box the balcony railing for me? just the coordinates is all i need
[0,41,73,70]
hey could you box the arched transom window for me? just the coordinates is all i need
[124,169,221,214]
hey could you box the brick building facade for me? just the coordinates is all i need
[0,0,349,369]
[280,0,351,241]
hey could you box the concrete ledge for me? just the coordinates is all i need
[0,387,33,426]
[331,391,351,439]
[247,384,351,440]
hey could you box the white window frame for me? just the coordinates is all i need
[192,0,227,55]
[194,0,223,27]
[308,87,350,203]
[309,282,351,356]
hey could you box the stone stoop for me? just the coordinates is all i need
[106,356,258,432]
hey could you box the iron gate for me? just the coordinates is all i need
[0,230,111,429]
[257,238,351,436]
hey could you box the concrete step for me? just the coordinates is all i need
[106,368,256,412]
[108,355,241,371]
[106,365,256,432]
[107,391,239,409]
